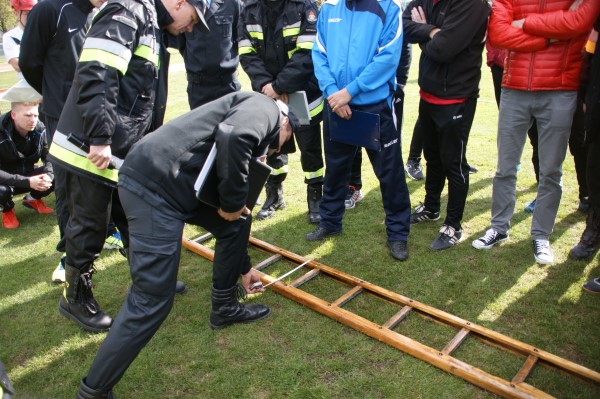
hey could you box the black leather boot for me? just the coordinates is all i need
[76,379,116,399]
[256,182,285,220]
[570,206,600,260]
[209,285,271,329]
[307,183,322,224]
[59,264,113,333]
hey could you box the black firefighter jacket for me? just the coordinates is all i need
[49,0,162,188]
[239,0,323,124]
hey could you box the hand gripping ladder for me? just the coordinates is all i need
[183,234,600,399]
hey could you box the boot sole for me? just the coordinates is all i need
[209,308,272,330]
[58,304,110,333]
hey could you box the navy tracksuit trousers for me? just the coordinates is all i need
[319,100,411,241]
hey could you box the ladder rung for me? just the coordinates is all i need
[253,254,283,271]
[192,232,213,244]
[512,355,539,385]
[383,305,413,329]
[331,286,363,307]
[442,328,471,356]
[290,268,321,287]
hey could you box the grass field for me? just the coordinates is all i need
[1,50,599,399]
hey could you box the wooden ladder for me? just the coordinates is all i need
[183,234,600,399]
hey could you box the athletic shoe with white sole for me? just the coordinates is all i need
[532,239,554,265]
[472,228,508,250]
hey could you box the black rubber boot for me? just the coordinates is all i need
[76,379,116,399]
[59,264,113,333]
[307,183,322,224]
[570,206,600,260]
[256,182,285,220]
[209,285,271,329]
[0,360,14,399]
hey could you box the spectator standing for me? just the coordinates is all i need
[0,101,53,229]
[2,0,37,79]
[403,0,491,251]
[472,0,600,264]
[179,0,241,108]
[47,0,208,334]
[308,0,411,261]
[19,0,110,284]
[239,0,325,224]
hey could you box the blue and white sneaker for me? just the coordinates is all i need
[524,198,537,213]
[104,231,124,250]
[52,255,66,284]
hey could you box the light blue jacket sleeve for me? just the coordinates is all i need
[345,2,402,98]
[312,6,340,99]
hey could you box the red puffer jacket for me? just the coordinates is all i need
[489,0,600,91]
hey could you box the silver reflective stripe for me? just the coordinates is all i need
[138,35,160,53]
[283,21,301,30]
[296,34,315,44]
[83,37,132,61]
[53,131,124,169]
[246,24,263,33]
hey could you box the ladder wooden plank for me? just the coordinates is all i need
[442,328,471,356]
[512,355,539,385]
[382,305,412,330]
[244,235,600,386]
[183,236,600,397]
[290,268,321,288]
[331,286,363,308]
[253,254,283,271]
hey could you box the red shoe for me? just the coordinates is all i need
[22,198,53,214]
[2,209,19,228]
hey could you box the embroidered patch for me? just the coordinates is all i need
[306,10,317,24]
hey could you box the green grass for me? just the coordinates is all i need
[1,50,599,399]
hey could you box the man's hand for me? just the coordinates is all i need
[28,174,52,191]
[327,88,352,118]
[88,144,112,170]
[512,19,525,29]
[241,269,265,294]
[218,206,251,221]
[411,6,427,24]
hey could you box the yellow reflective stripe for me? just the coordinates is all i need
[270,165,288,176]
[239,46,256,55]
[249,31,264,40]
[288,47,298,59]
[304,167,324,180]
[134,44,159,67]
[49,143,119,183]
[309,99,323,117]
[80,49,129,75]
[297,41,313,50]
[283,27,301,37]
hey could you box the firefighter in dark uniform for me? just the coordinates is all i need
[239,0,324,224]
[179,0,242,108]
[48,0,208,334]
[75,92,294,398]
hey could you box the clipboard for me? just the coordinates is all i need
[194,143,272,210]
[328,108,381,151]
[288,91,311,126]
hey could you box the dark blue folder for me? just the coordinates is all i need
[328,108,381,151]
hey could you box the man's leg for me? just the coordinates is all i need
[296,123,325,224]
[490,89,532,235]
[531,90,577,240]
[60,172,113,332]
[420,101,444,215]
[82,187,184,392]
[257,153,288,220]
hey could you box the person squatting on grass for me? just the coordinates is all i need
[0,101,54,229]
[472,0,600,265]
[75,92,296,398]
[402,0,490,251]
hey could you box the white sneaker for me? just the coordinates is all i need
[532,239,554,265]
[52,256,66,284]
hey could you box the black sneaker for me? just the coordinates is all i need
[387,240,408,261]
[410,204,440,224]
[306,226,341,241]
[430,225,462,251]
[405,159,424,180]
[472,228,508,250]
[467,163,478,174]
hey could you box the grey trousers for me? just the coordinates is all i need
[491,89,577,240]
